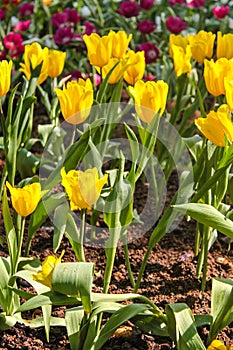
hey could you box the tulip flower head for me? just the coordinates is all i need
[123,50,145,85]
[83,33,112,68]
[61,167,108,211]
[128,79,168,123]
[118,1,140,18]
[20,42,49,85]
[224,77,233,113]
[0,60,12,99]
[204,58,233,96]
[169,34,189,58]
[100,57,131,85]
[138,20,156,34]
[171,44,192,76]
[55,78,93,124]
[213,6,230,20]
[207,339,227,350]
[140,0,154,10]
[188,30,215,64]
[195,104,233,147]
[6,182,42,217]
[217,32,233,60]
[166,16,187,35]
[136,42,159,64]
[109,30,132,59]
[32,251,64,289]
[47,49,66,78]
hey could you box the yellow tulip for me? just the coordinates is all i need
[61,167,108,211]
[128,79,168,123]
[123,50,145,86]
[207,340,226,350]
[217,32,233,60]
[169,34,189,59]
[109,30,132,59]
[188,30,215,64]
[6,182,42,217]
[225,77,233,113]
[195,104,233,147]
[171,44,192,77]
[47,49,66,78]
[100,57,130,84]
[19,42,49,85]
[83,33,112,68]
[32,251,64,289]
[54,78,93,124]
[0,60,12,99]
[204,58,233,96]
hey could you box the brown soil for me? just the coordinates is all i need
[1,169,233,350]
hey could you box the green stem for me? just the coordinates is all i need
[201,226,211,292]
[78,209,86,262]
[122,233,135,289]
[14,215,25,274]
[134,246,152,292]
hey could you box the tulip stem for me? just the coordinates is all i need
[14,215,25,274]
[78,209,86,262]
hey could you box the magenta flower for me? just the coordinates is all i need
[188,0,205,8]
[0,51,7,61]
[144,75,156,81]
[3,32,23,50]
[138,20,156,34]
[166,16,187,34]
[212,6,230,19]
[64,8,81,25]
[14,20,31,32]
[118,1,140,18]
[140,0,154,10]
[0,9,6,21]
[53,26,75,45]
[63,70,84,82]
[3,32,24,58]
[18,3,34,17]
[9,45,25,59]
[83,21,98,35]
[52,12,69,28]
[137,42,159,64]
[169,0,186,5]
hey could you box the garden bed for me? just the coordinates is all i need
[0,168,233,349]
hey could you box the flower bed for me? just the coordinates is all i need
[0,0,233,349]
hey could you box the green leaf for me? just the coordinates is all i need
[92,303,149,350]
[165,303,206,350]
[52,262,94,313]
[172,203,233,239]
[208,278,233,343]
[53,202,69,252]
[65,306,85,350]
[26,192,66,255]
[2,187,18,273]
[133,312,168,337]
[16,148,40,178]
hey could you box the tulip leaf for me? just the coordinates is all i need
[52,262,94,313]
[26,192,66,255]
[172,203,233,239]
[208,278,233,343]
[65,306,85,350]
[53,202,69,252]
[16,148,40,178]
[16,291,79,313]
[2,187,18,272]
[165,303,206,350]
[91,303,149,350]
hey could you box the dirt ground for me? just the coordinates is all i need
[1,162,233,349]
